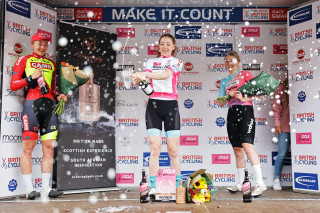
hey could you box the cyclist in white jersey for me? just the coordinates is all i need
[131,34,183,198]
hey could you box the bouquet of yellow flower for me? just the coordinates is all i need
[184,169,218,204]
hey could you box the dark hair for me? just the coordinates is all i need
[157,33,177,57]
[224,50,240,62]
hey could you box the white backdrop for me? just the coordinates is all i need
[0,0,56,198]
[288,1,320,194]
[88,22,290,187]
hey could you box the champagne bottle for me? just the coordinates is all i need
[37,76,49,95]
[243,169,252,203]
[140,169,149,203]
[139,80,154,96]
[176,181,186,204]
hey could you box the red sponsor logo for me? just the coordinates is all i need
[153,61,161,66]
[296,133,312,144]
[74,8,102,21]
[273,44,288,54]
[117,28,135,37]
[270,8,287,21]
[180,135,199,146]
[212,154,231,164]
[14,43,22,54]
[297,49,305,59]
[148,45,159,55]
[116,173,134,184]
[184,62,193,71]
[22,115,29,131]
[216,80,221,89]
[242,27,260,37]
[30,62,52,69]
[37,29,52,43]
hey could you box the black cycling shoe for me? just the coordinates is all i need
[48,189,64,198]
[26,190,41,200]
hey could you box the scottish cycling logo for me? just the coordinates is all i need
[298,91,306,102]
[184,99,194,109]
[8,179,18,192]
[216,117,225,127]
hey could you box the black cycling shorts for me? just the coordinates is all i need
[145,99,180,132]
[227,105,255,148]
[21,97,58,140]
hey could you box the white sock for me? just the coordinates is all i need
[42,173,51,189]
[22,174,34,192]
[237,168,245,185]
[252,164,264,185]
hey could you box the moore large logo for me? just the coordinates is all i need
[289,5,312,26]
[143,152,170,167]
[6,0,31,18]
[175,26,201,39]
[294,172,318,191]
[206,43,232,57]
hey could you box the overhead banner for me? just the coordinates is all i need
[57,7,288,22]
[54,22,117,190]
[0,0,56,198]
[287,2,320,194]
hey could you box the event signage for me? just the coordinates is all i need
[289,5,312,26]
[57,7,288,23]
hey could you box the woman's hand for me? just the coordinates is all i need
[229,90,236,97]
[57,94,68,102]
[275,126,281,135]
[31,68,42,79]
[234,91,245,102]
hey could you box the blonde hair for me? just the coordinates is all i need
[157,33,177,57]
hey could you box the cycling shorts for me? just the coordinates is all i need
[21,97,58,141]
[227,105,255,148]
[146,99,180,133]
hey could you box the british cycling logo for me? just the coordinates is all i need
[8,179,18,192]
[298,91,306,102]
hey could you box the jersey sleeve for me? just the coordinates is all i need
[218,78,227,97]
[244,71,254,82]
[170,59,183,74]
[10,56,28,91]
[144,59,152,72]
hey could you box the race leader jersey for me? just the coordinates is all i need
[219,70,254,108]
[144,55,183,100]
[10,52,58,100]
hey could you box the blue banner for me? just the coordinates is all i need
[289,5,312,26]
[294,172,319,191]
[6,0,31,18]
